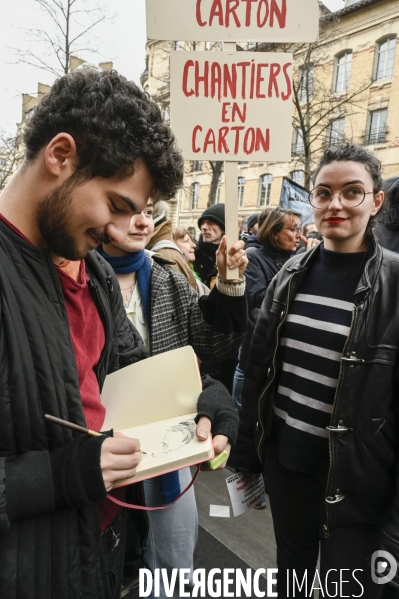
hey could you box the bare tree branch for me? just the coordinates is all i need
[69,16,106,46]
[0,130,21,190]
[11,0,112,76]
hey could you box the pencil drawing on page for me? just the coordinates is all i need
[146,419,196,459]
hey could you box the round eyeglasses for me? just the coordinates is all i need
[308,184,374,209]
[282,226,302,235]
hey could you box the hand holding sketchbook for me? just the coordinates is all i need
[101,346,214,486]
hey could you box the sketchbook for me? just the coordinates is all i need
[101,346,214,485]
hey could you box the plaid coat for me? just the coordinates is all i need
[150,258,246,360]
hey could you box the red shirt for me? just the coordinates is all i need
[56,260,106,431]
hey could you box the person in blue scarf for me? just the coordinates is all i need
[98,198,249,599]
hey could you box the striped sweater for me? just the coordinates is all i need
[274,246,367,482]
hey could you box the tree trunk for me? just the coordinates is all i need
[304,110,312,190]
[304,150,312,191]
[207,161,224,207]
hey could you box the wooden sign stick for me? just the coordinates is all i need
[224,42,240,281]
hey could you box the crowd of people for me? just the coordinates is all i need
[1,66,399,599]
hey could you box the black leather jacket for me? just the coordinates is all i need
[230,237,399,586]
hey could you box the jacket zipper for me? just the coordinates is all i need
[256,272,297,461]
[323,306,356,538]
[89,278,111,378]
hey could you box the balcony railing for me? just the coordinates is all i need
[291,143,305,156]
[324,135,345,148]
[366,125,387,145]
[191,161,202,173]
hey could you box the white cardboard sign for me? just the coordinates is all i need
[170,51,293,162]
[226,471,265,517]
[146,0,319,43]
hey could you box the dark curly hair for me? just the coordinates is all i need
[23,69,183,201]
[312,143,383,246]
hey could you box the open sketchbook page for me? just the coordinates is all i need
[114,414,214,486]
[101,346,202,431]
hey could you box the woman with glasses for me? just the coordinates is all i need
[230,144,399,598]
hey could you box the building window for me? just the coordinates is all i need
[367,109,388,144]
[291,170,304,186]
[258,174,273,207]
[292,128,304,155]
[298,65,314,103]
[215,180,222,204]
[190,182,200,210]
[191,161,202,173]
[188,226,197,241]
[334,52,352,93]
[163,105,170,124]
[326,118,345,146]
[375,37,397,81]
[238,177,245,207]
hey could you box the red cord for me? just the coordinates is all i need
[106,465,201,511]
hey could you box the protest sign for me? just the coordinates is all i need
[279,176,314,225]
[145,0,319,278]
[226,471,265,517]
[147,0,319,43]
[170,51,293,162]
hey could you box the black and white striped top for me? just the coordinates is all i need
[274,246,366,481]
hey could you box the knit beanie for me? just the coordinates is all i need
[246,213,259,232]
[198,204,225,231]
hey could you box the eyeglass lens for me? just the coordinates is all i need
[309,184,365,208]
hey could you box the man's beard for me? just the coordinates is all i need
[37,180,111,260]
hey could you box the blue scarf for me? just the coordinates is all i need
[97,248,152,330]
[97,246,180,503]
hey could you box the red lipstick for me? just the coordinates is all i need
[325,217,346,224]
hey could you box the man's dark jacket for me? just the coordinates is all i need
[0,220,147,599]
[194,238,218,287]
[230,238,399,587]
[244,234,262,254]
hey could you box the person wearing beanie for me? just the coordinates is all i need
[241,212,260,245]
[246,212,259,234]
[194,204,226,288]
[198,203,226,234]
[194,203,244,393]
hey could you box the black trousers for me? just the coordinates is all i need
[264,440,397,599]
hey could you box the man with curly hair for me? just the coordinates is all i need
[0,68,184,599]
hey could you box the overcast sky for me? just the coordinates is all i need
[0,0,345,133]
